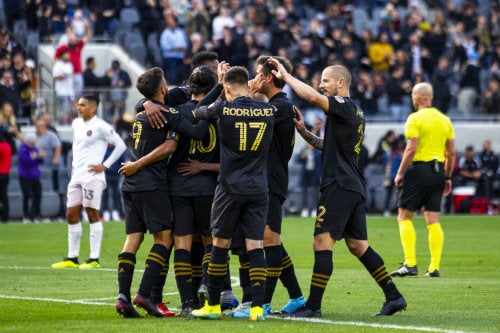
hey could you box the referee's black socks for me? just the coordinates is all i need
[359,246,402,300]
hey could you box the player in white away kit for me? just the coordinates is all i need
[52,95,126,269]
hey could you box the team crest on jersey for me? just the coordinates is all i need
[334,96,345,103]
[169,107,179,114]
[87,130,92,136]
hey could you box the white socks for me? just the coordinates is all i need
[68,222,83,258]
[89,222,103,260]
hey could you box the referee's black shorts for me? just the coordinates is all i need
[122,190,173,235]
[211,184,268,241]
[398,161,445,212]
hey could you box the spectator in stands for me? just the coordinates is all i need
[368,31,394,72]
[18,133,44,223]
[83,56,111,97]
[136,0,163,45]
[292,36,324,79]
[211,5,235,41]
[100,143,126,222]
[11,52,34,119]
[457,51,481,116]
[297,142,322,218]
[0,101,23,154]
[0,130,12,222]
[214,26,248,68]
[91,0,120,39]
[0,25,23,56]
[377,129,396,154]
[34,118,62,204]
[479,140,499,199]
[54,23,92,99]
[70,9,90,40]
[480,75,500,115]
[457,145,483,191]
[49,0,68,36]
[383,135,405,217]
[0,67,29,119]
[269,6,295,55]
[185,0,211,42]
[52,49,75,125]
[105,60,131,125]
[352,70,382,115]
[386,65,412,122]
[160,9,187,86]
[431,56,453,114]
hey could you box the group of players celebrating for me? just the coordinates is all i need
[115,51,407,321]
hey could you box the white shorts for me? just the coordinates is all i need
[67,180,106,210]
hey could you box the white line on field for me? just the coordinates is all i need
[0,294,485,333]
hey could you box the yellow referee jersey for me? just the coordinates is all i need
[405,107,455,163]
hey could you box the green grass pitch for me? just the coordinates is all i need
[1,215,499,333]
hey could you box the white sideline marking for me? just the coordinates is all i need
[277,317,484,333]
[0,295,484,333]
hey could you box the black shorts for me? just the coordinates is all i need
[315,181,367,241]
[398,161,445,212]
[122,190,173,235]
[171,195,213,236]
[230,224,245,253]
[266,192,284,234]
[211,184,268,241]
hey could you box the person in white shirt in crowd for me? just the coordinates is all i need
[52,94,126,269]
[52,49,74,125]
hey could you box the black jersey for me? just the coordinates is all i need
[321,96,366,196]
[167,100,220,196]
[197,95,275,195]
[167,86,191,107]
[121,110,175,192]
[267,92,295,199]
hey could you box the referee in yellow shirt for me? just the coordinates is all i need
[391,82,456,278]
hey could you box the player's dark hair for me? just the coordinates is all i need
[256,55,293,88]
[189,65,217,96]
[81,94,99,107]
[191,51,218,71]
[136,67,165,99]
[86,57,95,66]
[223,66,248,87]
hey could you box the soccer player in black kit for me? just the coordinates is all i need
[229,55,305,318]
[191,64,275,321]
[115,67,210,318]
[268,59,407,317]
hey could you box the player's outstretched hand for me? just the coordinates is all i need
[217,61,230,83]
[88,164,107,173]
[144,100,168,129]
[267,57,288,80]
[118,161,140,176]
[293,106,306,133]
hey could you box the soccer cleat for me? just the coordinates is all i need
[79,259,101,269]
[282,305,321,318]
[226,301,251,317]
[156,302,175,317]
[133,293,163,317]
[390,264,418,277]
[197,283,208,305]
[424,270,440,277]
[178,307,194,317]
[249,306,265,322]
[51,258,79,268]
[116,298,142,318]
[281,295,306,315]
[191,301,222,320]
[374,296,407,316]
[220,290,239,311]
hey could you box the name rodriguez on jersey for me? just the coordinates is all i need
[222,106,275,117]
